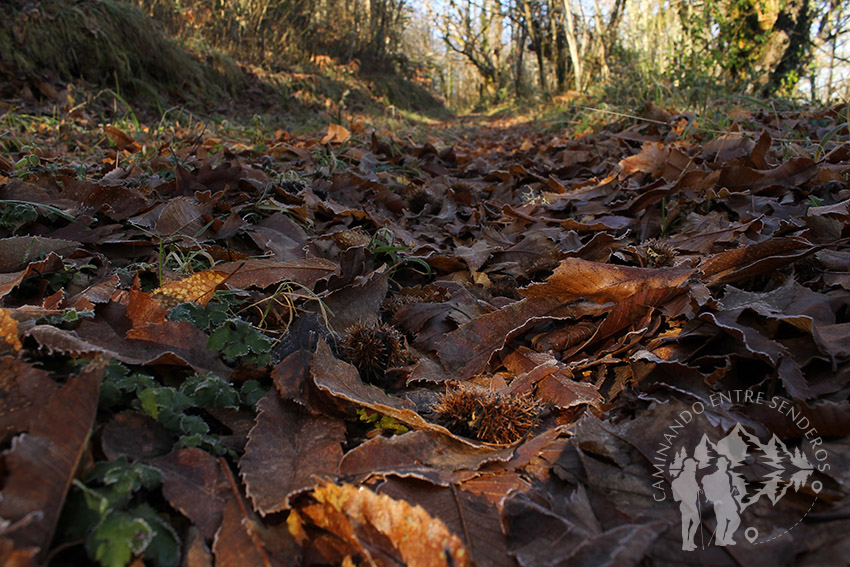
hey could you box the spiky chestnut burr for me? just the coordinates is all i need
[409,188,440,214]
[340,322,406,385]
[642,238,677,267]
[432,383,541,444]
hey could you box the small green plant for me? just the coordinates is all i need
[13,148,40,179]
[659,197,680,237]
[250,114,268,151]
[315,147,343,176]
[168,299,231,331]
[100,360,265,456]
[368,227,432,278]
[808,195,823,208]
[207,319,273,367]
[57,458,179,567]
[167,294,275,366]
[0,202,38,233]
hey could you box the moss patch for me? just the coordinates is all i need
[0,0,244,106]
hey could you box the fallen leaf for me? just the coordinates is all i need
[151,448,230,542]
[321,123,351,145]
[298,481,470,567]
[522,258,694,304]
[241,392,346,514]
[436,297,576,379]
[0,359,105,559]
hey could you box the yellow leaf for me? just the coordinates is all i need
[0,308,21,350]
[302,482,470,567]
[321,123,351,145]
[152,270,229,308]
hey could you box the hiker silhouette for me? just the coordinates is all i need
[671,457,700,551]
[702,455,741,546]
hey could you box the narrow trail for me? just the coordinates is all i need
[0,101,849,566]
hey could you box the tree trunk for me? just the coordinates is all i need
[753,0,810,94]
[520,0,547,93]
[561,0,582,91]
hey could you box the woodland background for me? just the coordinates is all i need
[2,0,849,117]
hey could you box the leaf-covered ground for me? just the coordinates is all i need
[0,102,849,567]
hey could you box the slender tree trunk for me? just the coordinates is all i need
[561,0,582,90]
[514,20,527,97]
[520,0,547,93]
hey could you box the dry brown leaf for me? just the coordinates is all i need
[322,123,351,144]
[151,448,231,542]
[241,392,346,514]
[521,258,693,304]
[0,359,105,560]
[436,297,575,379]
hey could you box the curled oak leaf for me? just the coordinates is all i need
[436,297,575,379]
[717,157,818,192]
[311,339,458,438]
[213,498,273,567]
[28,318,232,377]
[619,141,670,178]
[321,269,390,332]
[213,461,300,567]
[240,392,346,515]
[104,124,142,152]
[503,205,633,232]
[698,236,813,285]
[700,310,812,400]
[271,347,314,406]
[299,481,470,567]
[0,358,106,560]
[520,258,694,305]
[130,196,210,236]
[583,285,691,350]
[506,358,603,410]
[65,273,120,312]
[0,253,65,300]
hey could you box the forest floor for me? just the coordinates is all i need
[0,90,849,567]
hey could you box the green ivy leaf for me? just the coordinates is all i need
[58,481,109,541]
[88,511,153,567]
[133,504,181,567]
[181,373,239,409]
[87,458,162,509]
[138,387,194,421]
[208,320,272,364]
[167,302,209,329]
[240,380,266,406]
[179,414,210,436]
